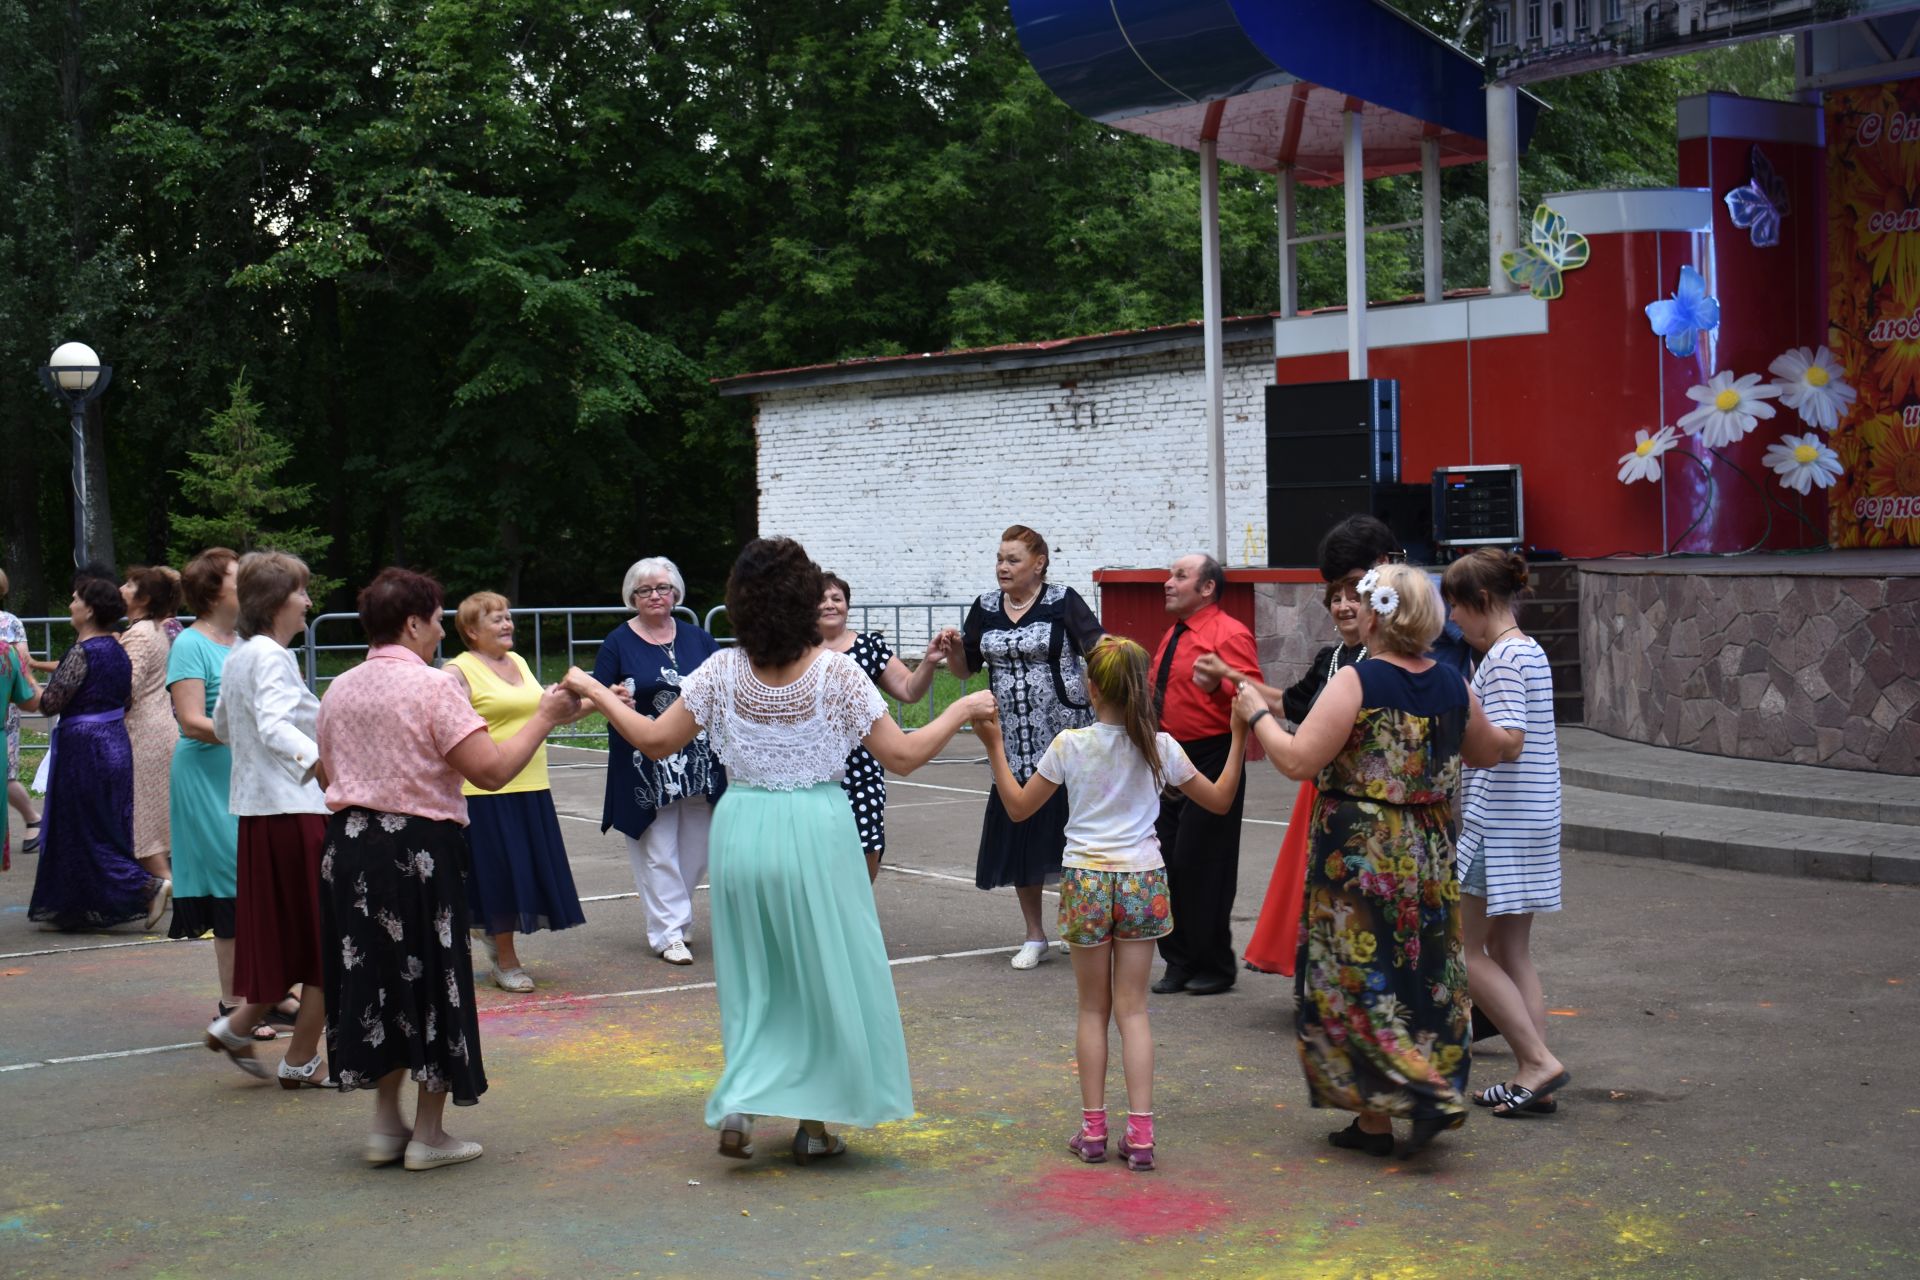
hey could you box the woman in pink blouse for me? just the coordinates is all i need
[316,568,579,1173]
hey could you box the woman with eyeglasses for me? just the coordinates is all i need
[593,557,727,966]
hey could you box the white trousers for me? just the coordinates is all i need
[626,800,713,952]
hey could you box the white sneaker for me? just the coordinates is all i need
[1010,941,1050,970]
[659,940,694,966]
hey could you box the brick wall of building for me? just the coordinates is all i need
[751,339,1276,643]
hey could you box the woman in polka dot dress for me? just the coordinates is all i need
[819,575,950,880]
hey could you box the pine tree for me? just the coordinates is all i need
[170,371,338,597]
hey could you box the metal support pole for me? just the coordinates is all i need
[1277,165,1299,319]
[1487,83,1521,294]
[1342,110,1368,379]
[1421,137,1444,304]
[1200,138,1228,561]
[69,406,89,567]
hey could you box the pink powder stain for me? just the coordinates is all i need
[1017,1165,1236,1238]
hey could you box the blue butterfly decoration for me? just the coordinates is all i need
[1644,264,1720,358]
[1723,145,1788,248]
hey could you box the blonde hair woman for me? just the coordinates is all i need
[445,592,587,992]
[1236,564,1508,1159]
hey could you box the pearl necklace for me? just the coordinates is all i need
[1329,642,1366,682]
[1004,586,1042,614]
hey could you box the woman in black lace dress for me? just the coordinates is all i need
[945,526,1103,970]
[818,575,948,881]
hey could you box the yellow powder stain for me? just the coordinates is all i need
[1609,1212,1676,1261]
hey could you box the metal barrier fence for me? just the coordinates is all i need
[9,600,978,747]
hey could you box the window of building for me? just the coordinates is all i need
[1491,3,1512,46]
[1528,0,1542,40]
[1575,0,1591,29]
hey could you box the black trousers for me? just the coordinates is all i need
[1154,733,1247,986]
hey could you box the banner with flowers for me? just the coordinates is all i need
[1827,80,1920,549]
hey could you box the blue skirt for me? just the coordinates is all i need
[463,790,586,937]
[703,783,913,1130]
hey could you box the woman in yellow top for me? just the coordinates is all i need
[446,593,589,992]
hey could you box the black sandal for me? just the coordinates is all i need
[1475,1081,1559,1114]
[21,820,41,853]
[1492,1071,1570,1119]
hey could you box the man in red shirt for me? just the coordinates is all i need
[1149,554,1259,995]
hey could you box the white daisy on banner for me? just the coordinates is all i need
[1761,432,1844,495]
[1767,346,1857,430]
[1677,371,1779,448]
[1617,425,1679,485]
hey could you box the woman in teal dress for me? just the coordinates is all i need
[565,538,995,1165]
[168,549,254,1023]
[1238,564,1507,1159]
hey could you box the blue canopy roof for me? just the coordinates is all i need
[1010,0,1540,182]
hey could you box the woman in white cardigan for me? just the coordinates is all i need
[206,552,334,1086]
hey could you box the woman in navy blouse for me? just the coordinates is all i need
[593,557,726,965]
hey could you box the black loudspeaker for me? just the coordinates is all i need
[1266,379,1401,567]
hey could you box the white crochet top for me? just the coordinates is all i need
[676,648,887,791]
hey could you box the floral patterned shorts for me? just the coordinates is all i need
[1058,866,1173,947]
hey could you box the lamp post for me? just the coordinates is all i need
[37,341,113,568]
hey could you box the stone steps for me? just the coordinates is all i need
[1558,726,1920,884]
[1559,726,1920,826]
[1561,784,1920,885]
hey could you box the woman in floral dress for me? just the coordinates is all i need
[1236,565,1506,1158]
[315,568,578,1172]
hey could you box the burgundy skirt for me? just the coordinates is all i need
[234,813,328,1001]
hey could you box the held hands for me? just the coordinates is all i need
[1232,682,1266,728]
[960,690,1000,747]
[538,682,584,724]
[929,627,963,663]
[1192,652,1236,689]
[562,666,598,699]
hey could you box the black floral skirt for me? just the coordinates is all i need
[319,807,487,1105]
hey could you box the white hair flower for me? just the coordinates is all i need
[1677,370,1779,448]
[1768,346,1856,431]
[1617,425,1678,485]
[1369,585,1400,617]
[1761,432,1844,495]
[1355,568,1383,598]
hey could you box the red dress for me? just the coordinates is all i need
[1242,642,1366,977]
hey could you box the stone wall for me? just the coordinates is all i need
[1252,582,1333,691]
[1580,566,1920,775]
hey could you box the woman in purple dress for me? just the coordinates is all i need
[28,576,171,931]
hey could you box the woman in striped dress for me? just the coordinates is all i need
[1443,549,1569,1119]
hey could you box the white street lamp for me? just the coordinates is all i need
[37,341,114,568]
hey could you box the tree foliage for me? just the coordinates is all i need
[0,1,1793,612]
[170,372,339,597]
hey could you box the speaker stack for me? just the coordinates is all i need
[1265,379,1429,566]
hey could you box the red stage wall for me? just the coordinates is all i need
[1272,95,1828,559]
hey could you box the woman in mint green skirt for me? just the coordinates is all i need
[567,537,994,1164]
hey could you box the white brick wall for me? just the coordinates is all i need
[751,338,1276,642]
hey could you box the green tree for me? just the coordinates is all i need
[171,372,337,597]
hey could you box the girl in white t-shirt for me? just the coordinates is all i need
[976,635,1247,1171]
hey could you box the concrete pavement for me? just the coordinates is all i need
[0,742,1915,1279]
